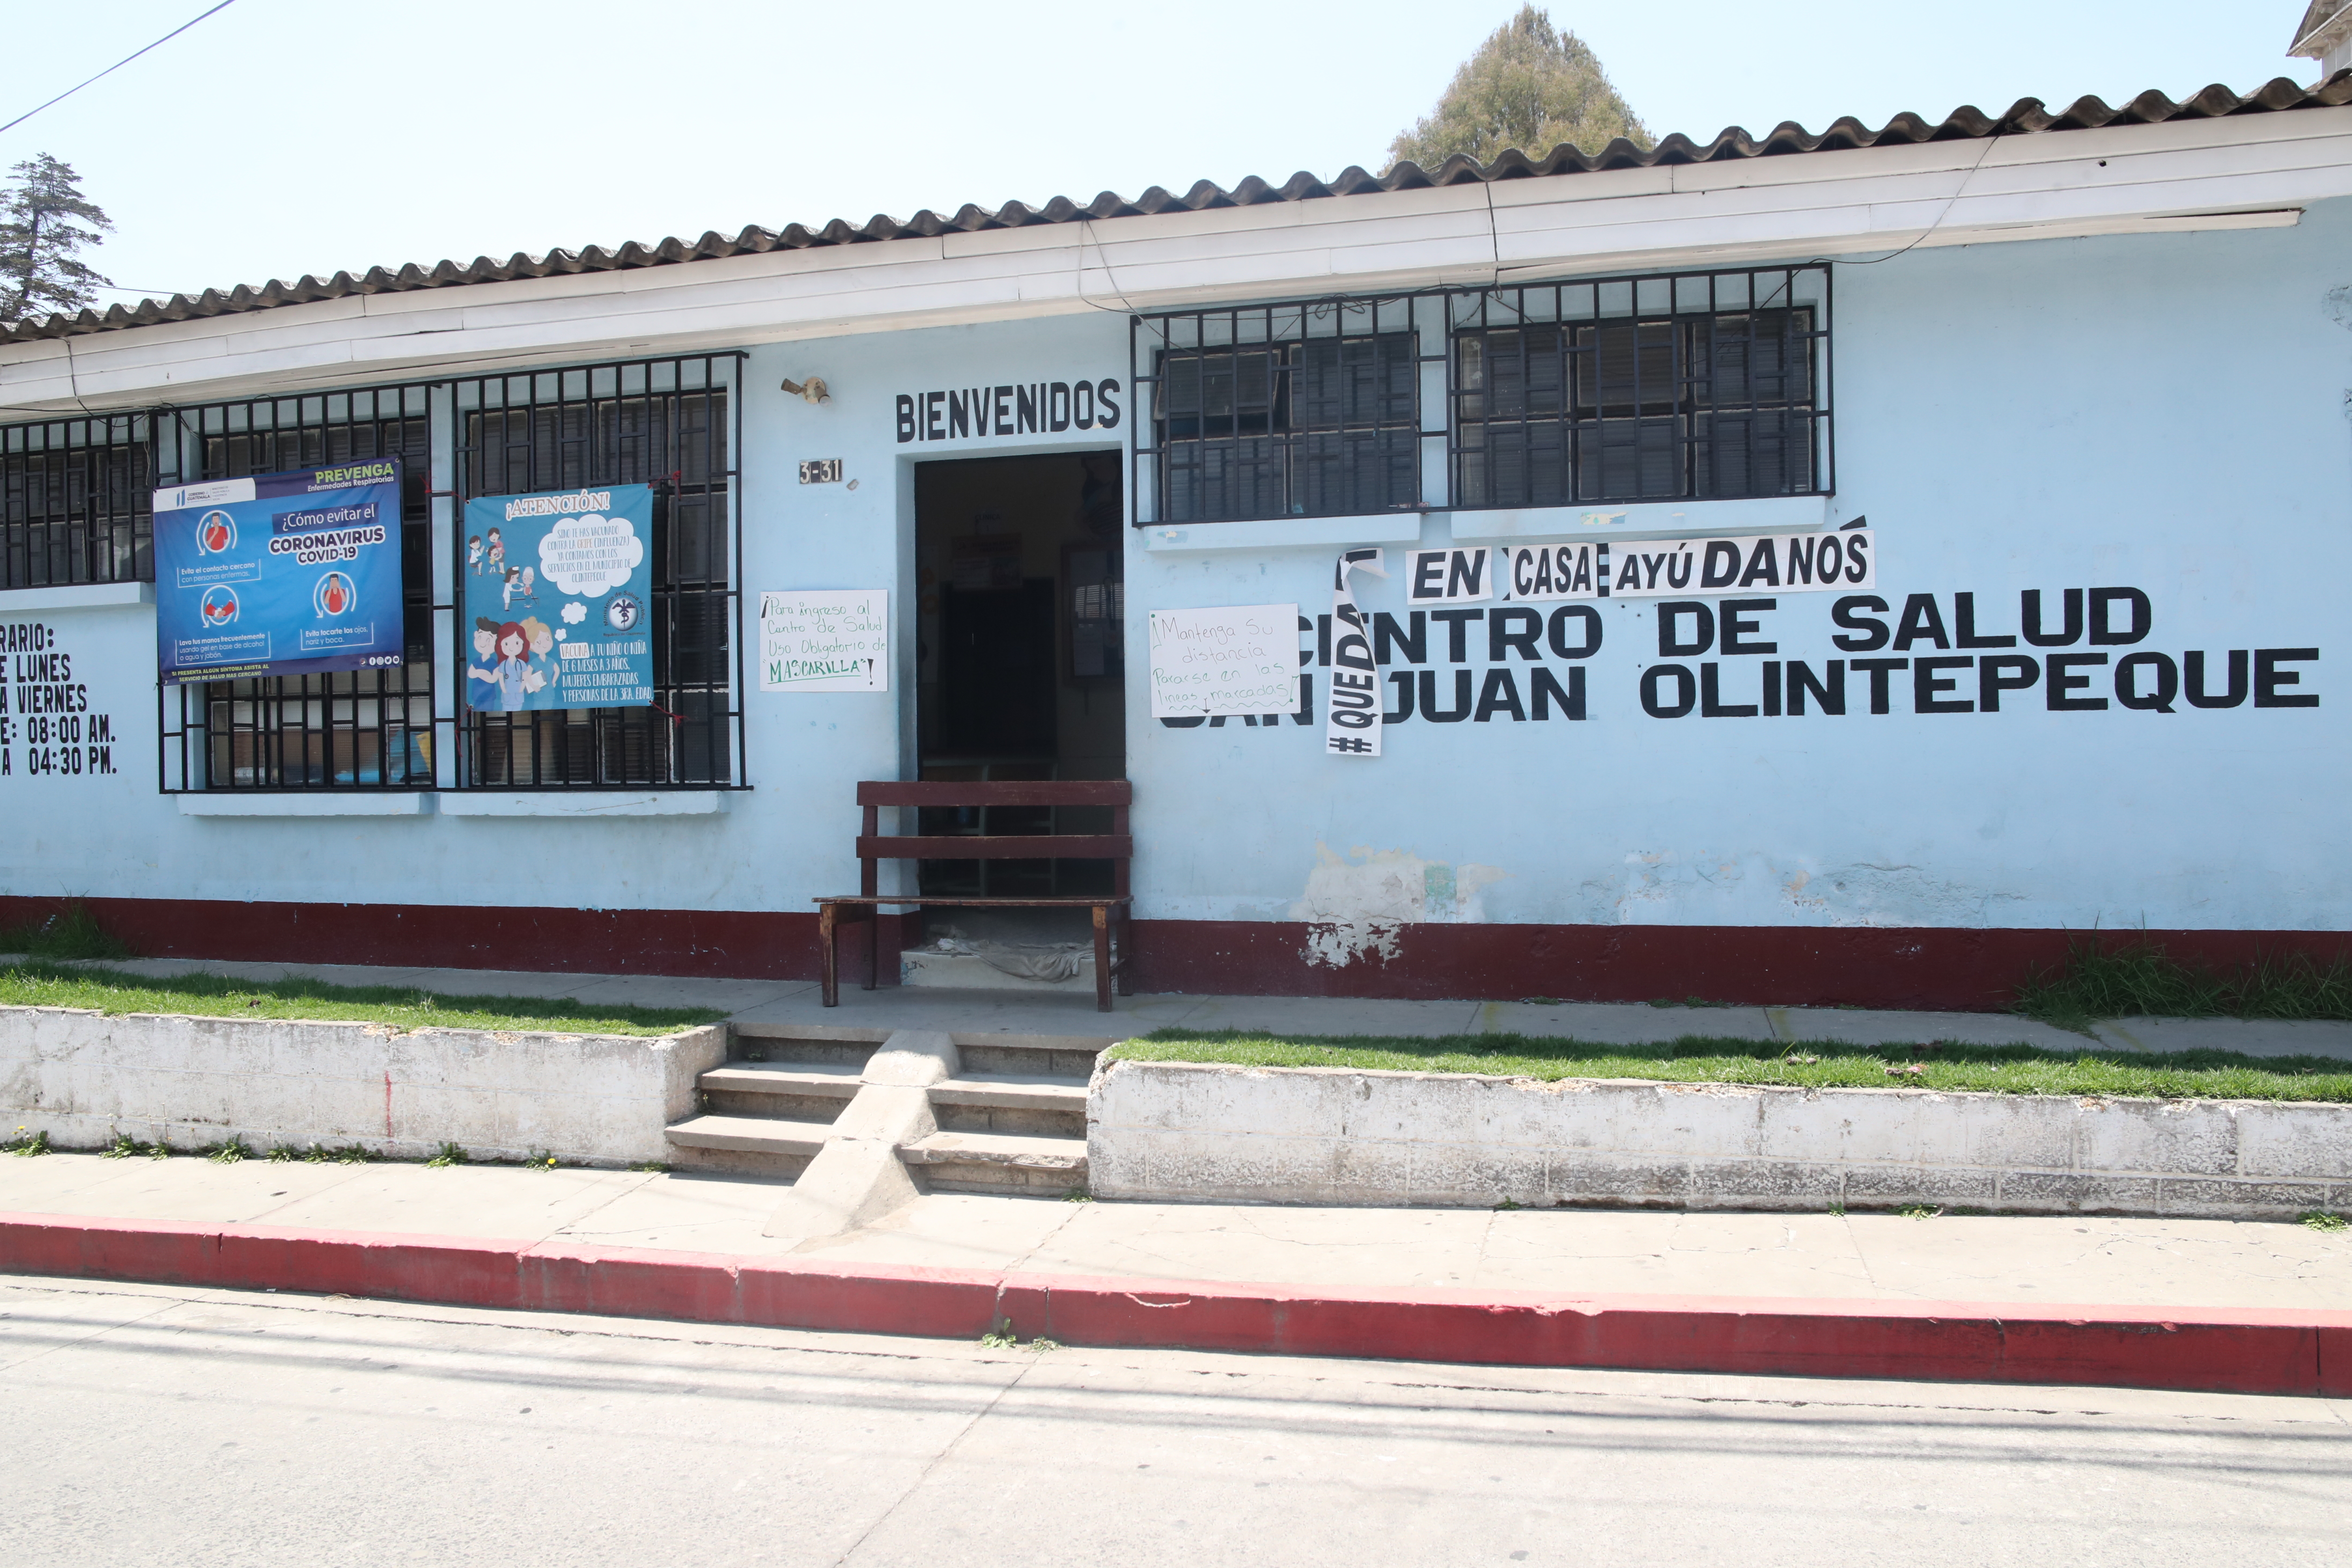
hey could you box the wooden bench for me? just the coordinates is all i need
[815,780,1132,1012]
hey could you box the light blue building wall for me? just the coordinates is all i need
[0,198,2343,993]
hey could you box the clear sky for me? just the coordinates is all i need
[1,1,2329,308]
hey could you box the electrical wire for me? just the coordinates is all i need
[1074,216,1145,319]
[1816,129,2005,268]
[0,1,240,138]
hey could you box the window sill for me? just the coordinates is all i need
[2,582,155,610]
[1443,496,1831,544]
[438,791,734,818]
[1140,513,1426,553]
[178,792,433,817]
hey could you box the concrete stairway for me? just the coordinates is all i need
[663,1024,1104,1197]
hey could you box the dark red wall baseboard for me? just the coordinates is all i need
[0,895,859,983]
[5,894,2344,1012]
[1122,920,2351,1010]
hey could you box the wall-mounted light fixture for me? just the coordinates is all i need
[781,376,831,404]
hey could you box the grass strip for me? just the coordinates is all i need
[2013,937,2352,1028]
[0,902,135,962]
[0,962,724,1038]
[1115,1029,2352,1104]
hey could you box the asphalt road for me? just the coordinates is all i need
[1,1274,2346,1567]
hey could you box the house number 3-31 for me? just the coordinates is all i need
[799,459,843,484]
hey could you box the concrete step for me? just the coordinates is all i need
[955,1039,1109,1077]
[730,1027,881,1068]
[928,1073,1088,1138]
[663,1112,832,1178]
[702,1063,864,1097]
[731,1020,1111,1080]
[899,1129,1089,1195]
[929,1074,1088,1111]
[699,1061,863,1121]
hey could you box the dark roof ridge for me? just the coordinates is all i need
[6,74,2348,349]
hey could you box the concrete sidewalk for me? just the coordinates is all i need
[28,954,2352,1059]
[5,1152,2346,1312]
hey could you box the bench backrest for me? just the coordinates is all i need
[853,780,1131,897]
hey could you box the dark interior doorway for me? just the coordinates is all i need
[940,577,1058,755]
[914,451,1125,915]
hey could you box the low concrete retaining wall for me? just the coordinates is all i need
[1087,1060,2352,1220]
[0,1005,726,1166]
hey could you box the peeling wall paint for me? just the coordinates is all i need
[1605,850,2034,928]
[1289,843,1508,967]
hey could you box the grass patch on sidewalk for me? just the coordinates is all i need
[0,962,725,1038]
[1115,1030,2352,1103]
[2013,938,2352,1029]
[0,902,134,962]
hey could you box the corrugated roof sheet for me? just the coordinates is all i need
[7,74,2350,348]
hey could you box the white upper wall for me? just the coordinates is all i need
[5,107,2349,416]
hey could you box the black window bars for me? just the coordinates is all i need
[451,354,742,790]
[1136,296,1440,526]
[159,386,439,792]
[1130,265,1832,526]
[1452,268,1828,508]
[123,352,746,793]
[1,412,156,590]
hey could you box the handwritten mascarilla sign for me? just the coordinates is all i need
[760,590,889,692]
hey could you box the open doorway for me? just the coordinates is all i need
[913,452,1125,949]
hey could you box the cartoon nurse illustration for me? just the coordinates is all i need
[467,535,484,576]
[493,621,532,711]
[501,567,521,610]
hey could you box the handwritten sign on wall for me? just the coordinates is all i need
[1146,602,1300,718]
[760,590,889,692]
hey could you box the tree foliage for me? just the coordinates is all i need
[0,155,113,323]
[1385,7,1651,172]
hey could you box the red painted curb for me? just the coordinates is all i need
[3,1212,2343,1396]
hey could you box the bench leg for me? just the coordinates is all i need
[866,908,880,992]
[1093,904,1112,1012]
[1116,904,1133,997]
[818,904,841,1008]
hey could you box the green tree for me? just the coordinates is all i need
[0,155,113,323]
[1385,7,1652,172]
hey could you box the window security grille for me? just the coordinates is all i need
[159,387,439,792]
[1,413,156,589]
[452,355,741,789]
[1128,268,1830,526]
[1137,297,1435,526]
[1451,268,1829,508]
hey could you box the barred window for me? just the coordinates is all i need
[165,387,437,791]
[1452,268,1827,508]
[453,355,741,788]
[0,413,155,589]
[1142,299,1427,524]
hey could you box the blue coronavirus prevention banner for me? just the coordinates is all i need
[461,484,654,712]
[154,460,408,685]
